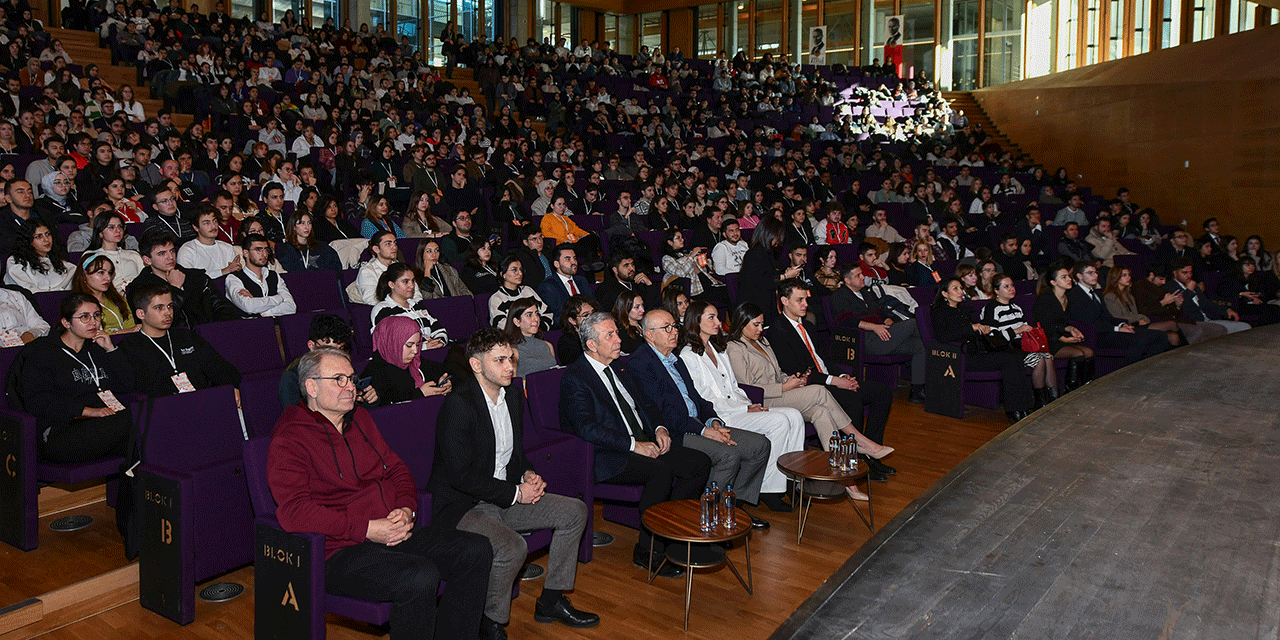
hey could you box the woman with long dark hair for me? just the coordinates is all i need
[459,237,500,295]
[505,297,557,376]
[6,219,74,292]
[611,291,646,355]
[556,294,597,367]
[738,217,802,320]
[416,237,471,299]
[277,210,342,271]
[86,211,145,290]
[370,262,447,347]
[932,277,1035,423]
[1033,263,1096,390]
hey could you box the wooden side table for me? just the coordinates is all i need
[776,449,873,544]
[640,499,753,630]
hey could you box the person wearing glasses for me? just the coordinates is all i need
[269,347,492,640]
[16,292,133,464]
[118,281,240,397]
[141,188,197,246]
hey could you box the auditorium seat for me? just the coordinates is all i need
[196,317,285,376]
[421,296,479,341]
[910,286,1004,414]
[281,269,344,312]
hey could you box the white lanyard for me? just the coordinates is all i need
[156,215,181,236]
[145,332,177,371]
[102,303,124,329]
[62,346,102,389]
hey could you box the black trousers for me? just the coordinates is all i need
[965,351,1034,412]
[826,378,893,444]
[39,412,132,464]
[1098,327,1170,365]
[602,445,711,551]
[325,526,493,640]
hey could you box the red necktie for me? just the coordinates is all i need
[797,322,819,371]
[568,278,578,296]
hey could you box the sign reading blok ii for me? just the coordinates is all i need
[925,344,964,418]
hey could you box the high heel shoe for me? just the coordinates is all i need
[846,486,869,502]
[865,445,894,460]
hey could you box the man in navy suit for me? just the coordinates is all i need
[559,312,710,577]
[627,308,771,528]
[431,329,599,639]
[1166,257,1251,334]
[1066,261,1170,365]
[536,245,594,325]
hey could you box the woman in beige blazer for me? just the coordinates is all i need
[725,303,895,501]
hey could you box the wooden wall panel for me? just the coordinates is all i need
[666,7,697,57]
[974,23,1280,249]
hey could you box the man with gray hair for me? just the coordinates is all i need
[268,348,492,640]
[559,313,711,578]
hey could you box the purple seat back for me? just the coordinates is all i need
[348,304,374,361]
[196,317,284,375]
[243,437,275,517]
[472,294,492,328]
[524,368,566,435]
[278,310,322,363]
[240,372,284,440]
[142,385,243,470]
[421,296,479,341]
[281,270,344,312]
[367,396,443,495]
[33,291,63,326]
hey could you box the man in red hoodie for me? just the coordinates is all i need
[268,348,492,640]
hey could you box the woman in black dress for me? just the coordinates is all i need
[738,217,803,321]
[1033,263,1096,390]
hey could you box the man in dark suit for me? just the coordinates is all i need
[431,330,599,639]
[767,279,896,480]
[559,312,710,577]
[1157,228,1194,263]
[829,264,926,404]
[593,252,658,311]
[1015,208,1050,269]
[1066,262,1169,365]
[513,225,553,289]
[627,309,771,528]
[1166,257,1251,334]
[536,245,593,325]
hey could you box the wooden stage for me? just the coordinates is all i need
[1,375,1006,639]
[772,325,1280,640]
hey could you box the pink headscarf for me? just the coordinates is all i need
[372,316,424,387]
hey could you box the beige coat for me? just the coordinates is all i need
[725,338,850,448]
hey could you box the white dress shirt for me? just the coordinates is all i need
[784,314,836,384]
[584,354,664,451]
[226,266,297,317]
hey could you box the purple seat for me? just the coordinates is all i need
[196,317,284,376]
[244,437,392,636]
[524,369,644,533]
[33,291,63,326]
[420,296,479,342]
[278,310,323,363]
[339,269,359,304]
[136,385,253,624]
[472,294,493,329]
[281,270,344,312]
[347,304,374,362]
[240,372,284,439]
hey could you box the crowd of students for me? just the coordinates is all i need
[0,3,1269,638]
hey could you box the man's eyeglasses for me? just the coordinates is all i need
[311,374,356,388]
[646,323,678,333]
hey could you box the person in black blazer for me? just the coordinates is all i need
[627,308,770,524]
[828,265,927,402]
[535,245,594,325]
[1165,257,1252,333]
[593,251,658,311]
[766,279,897,478]
[430,330,599,636]
[739,218,804,322]
[1066,262,1169,365]
[558,312,710,576]
[930,277,1035,423]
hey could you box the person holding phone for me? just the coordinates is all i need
[362,316,452,406]
[279,314,379,408]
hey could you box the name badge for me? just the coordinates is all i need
[98,390,126,412]
[0,330,22,348]
[172,372,196,393]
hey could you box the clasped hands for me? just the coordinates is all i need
[367,507,416,546]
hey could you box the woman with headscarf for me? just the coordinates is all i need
[530,179,556,217]
[34,170,76,224]
[360,315,452,406]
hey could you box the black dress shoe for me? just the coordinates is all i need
[632,547,685,578]
[866,466,888,482]
[534,596,601,628]
[864,456,896,476]
[1006,410,1030,424]
[479,616,508,640]
[759,492,793,512]
[908,387,926,404]
[748,513,770,530]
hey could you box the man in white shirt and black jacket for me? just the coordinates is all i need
[119,280,241,397]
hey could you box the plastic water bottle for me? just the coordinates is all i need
[829,433,841,467]
[838,435,852,472]
[844,435,860,472]
[722,485,736,529]
[709,482,721,528]
[699,487,714,532]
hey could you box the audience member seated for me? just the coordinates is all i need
[1166,257,1251,334]
[594,251,658,312]
[556,294,598,367]
[558,311,711,579]
[119,281,241,397]
[278,314,378,409]
[177,204,240,278]
[276,209,342,271]
[362,315,452,405]
[1102,266,1184,347]
[711,218,747,275]
[268,348,491,640]
[767,279,897,478]
[225,233,297,318]
[539,194,602,272]
[17,293,132,464]
[1084,218,1134,268]
[931,277,1035,423]
[72,253,135,334]
[1065,261,1170,365]
[361,194,405,239]
[980,273,1059,408]
[416,238,471,299]
[1218,257,1280,325]
[680,301,803,515]
[461,238,501,295]
[488,256,552,332]
[429,328,599,638]
[829,264,927,403]
[128,229,242,328]
[141,189,196,245]
[536,246,592,326]
[506,298,557,377]
[371,262,446,346]
[351,231,401,305]
[0,283,48,344]
[5,219,74,292]
[439,209,476,265]
[610,291,646,355]
[906,239,942,286]
[1033,263,1098,391]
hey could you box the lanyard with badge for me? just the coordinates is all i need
[146,332,196,393]
[63,346,126,411]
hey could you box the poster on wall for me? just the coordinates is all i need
[809,26,827,65]
[883,14,903,75]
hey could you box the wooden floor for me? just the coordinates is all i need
[0,389,1011,639]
